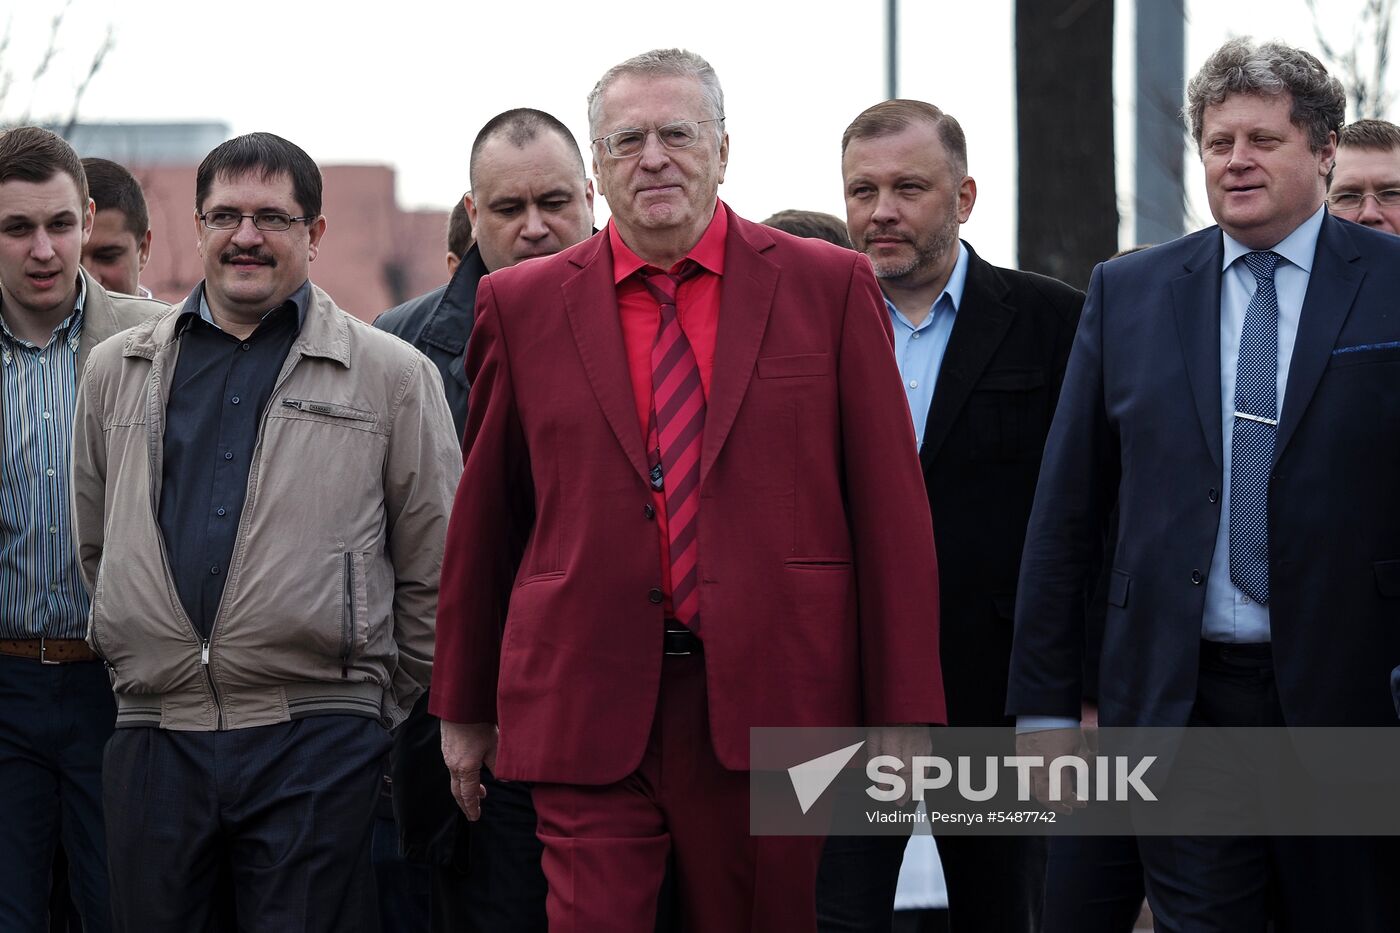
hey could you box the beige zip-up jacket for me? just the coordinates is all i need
[71,283,461,731]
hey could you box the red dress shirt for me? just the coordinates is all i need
[609,201,729,611]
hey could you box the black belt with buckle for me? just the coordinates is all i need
[663,624,702,656]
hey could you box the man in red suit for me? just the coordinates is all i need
[430,48,945,931]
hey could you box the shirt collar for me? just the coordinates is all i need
[184,279,312,333]
[609,199,729,284]
[1220,204,1325,274]
[884,240,970,328]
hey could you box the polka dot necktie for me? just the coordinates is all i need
[640,260,705,631]
[1229,250,1281,605]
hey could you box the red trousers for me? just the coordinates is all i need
[531,653,825,932]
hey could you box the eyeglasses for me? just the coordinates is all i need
[592,118,724,158]
[198,210,315,232]
[1326,189,1400,212]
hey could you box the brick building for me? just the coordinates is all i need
[71,122,452,321]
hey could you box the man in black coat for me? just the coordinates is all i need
[374,106,595,933]
[818,99,1083,933]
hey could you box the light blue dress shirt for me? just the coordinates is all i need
[1202,204,1322,642]
[1018,206,1324,731]
[886,242,969,447]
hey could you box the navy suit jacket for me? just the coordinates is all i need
[1008,212,1400,727]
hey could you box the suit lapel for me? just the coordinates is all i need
[562,235,653,485]
[1275,213,1362,459]
[701,215,778,487]
[1169,233,1226,471]
[919,246,1015,470]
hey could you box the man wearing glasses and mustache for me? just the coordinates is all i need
[72,132,460,932]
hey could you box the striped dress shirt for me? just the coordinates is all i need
[0,278,90,639]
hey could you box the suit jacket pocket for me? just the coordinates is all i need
[784,557,853,570]
[1328,343,1400,368]
[1107,569,1131,608]
[976,369,1045,391]
[968,369,1048,461]
[758,353,829,379]
[1374,560,1400,598]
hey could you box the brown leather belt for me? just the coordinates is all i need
[0,638,99,664]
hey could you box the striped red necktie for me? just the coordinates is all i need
[640,260,705,632]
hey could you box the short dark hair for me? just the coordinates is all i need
[842,99,968,177]
[195,132,322,217]
[82,157,149,236]
[1339,118,1400,151]
[761,209,852,248]
[1184,38,1345,154]
[469,108,584,192]
[0,125,88,205]
[447,196,472,256]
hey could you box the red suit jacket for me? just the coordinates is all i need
[430,208,945,784]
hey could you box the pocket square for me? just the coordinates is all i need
[1332,340,1400,356]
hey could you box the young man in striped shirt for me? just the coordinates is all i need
[0,125,165,932]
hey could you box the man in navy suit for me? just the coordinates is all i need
[1008,38,1400,931]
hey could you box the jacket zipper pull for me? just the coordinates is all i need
[201,639,211,665]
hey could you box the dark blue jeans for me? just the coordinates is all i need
[104,715,390,933]
[0,655,115,933]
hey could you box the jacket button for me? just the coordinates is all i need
[1190,570,1203,585]
[643,503,656,520]
[1207,488,1219,503]
[648,587,664,604]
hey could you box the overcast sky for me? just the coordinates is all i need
[6,0,1363,268]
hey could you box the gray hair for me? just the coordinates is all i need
[1184,37,1345,154]
[586,49,725,141]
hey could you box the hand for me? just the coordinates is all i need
[1016,727,1087,814]
[866,724,933,808]
[440,720,498,821]
[1080,699,1100,756]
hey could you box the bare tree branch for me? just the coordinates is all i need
[0,17,13,118]
[1,2,117,133]
[61,25,114,139]
[1308,0,1395,120]
[20,0,73,124]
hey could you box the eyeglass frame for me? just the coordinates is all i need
[198,210,318,232]
[1325,189,1400,212]
[591,118,725,159]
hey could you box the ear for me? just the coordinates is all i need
[137,228,153,272]
[591,150,608,199]
[464,190,478,230]
[194,208,207,260]
[80,197,95,246]
[446,252,461,277]
[957,175,978,224]
[584,178,596,223]
[716,131,729,185]
[307,215,327,262]
[1318,130,1338,178]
